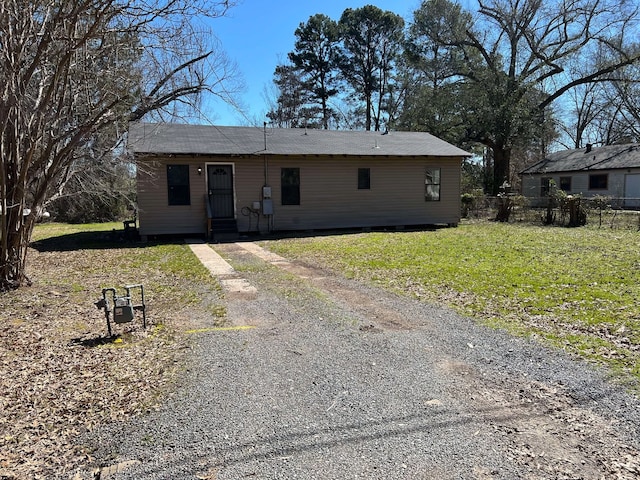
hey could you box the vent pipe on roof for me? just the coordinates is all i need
[586,143,592,153]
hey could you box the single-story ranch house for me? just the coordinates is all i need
[520,143,640,208]
[128,122,470,239]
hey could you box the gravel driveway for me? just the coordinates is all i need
[83,241,640,479]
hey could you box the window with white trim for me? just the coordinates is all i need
[425,168,441,201]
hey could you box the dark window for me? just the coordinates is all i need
[541,177,552,197]
[358,168,370,190]
[589,174,608,190]
[281,168,300,205]
[425,168,441,201]
[167,164,190,205]
[559,177,571,192]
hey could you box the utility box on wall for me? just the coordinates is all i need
[262,185,273,215]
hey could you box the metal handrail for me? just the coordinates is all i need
[205,195,213,240]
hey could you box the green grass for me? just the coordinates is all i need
[29,222,224,323]
[264,222,640,388]
[31,221,121,241]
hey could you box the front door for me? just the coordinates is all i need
[207,164,234,218]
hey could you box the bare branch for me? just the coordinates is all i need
[0,0,239,289]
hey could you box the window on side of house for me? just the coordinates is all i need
[167,164,190,206]
[358,168,370,190]
[541,177,552,197]
[281,167,300,205]
[589,173,608,190]
[425,168,441,201]
[559,176,571,192]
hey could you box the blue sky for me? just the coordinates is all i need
[204,0,427,126]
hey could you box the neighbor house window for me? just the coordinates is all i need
[281,168,300,205]
[358,168,370,190]
[167,164,190,205]
[589,173,608,190]
[425,168,441,201]
[560,176,572,192]
[541,177,552,197]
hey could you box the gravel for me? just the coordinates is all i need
[79,242,640,480]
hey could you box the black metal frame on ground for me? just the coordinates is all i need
[95,284,147,337]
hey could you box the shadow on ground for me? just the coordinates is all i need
[30,229,182,252]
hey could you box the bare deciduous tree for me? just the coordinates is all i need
[0,0,238,290]
[410,0,640,194]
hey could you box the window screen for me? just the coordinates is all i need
[281,168,300,205]
[358,168,371,190]
[425,168,441,201]
[589,174,608,190]
[167,164,190,205]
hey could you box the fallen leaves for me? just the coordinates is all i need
[0,233,224,479]
[0,305,187,479]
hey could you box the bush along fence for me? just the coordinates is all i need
[461,191,640,230]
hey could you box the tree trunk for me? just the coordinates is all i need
[321,96,329,130]
[0,214,33,291]
[492,145,511,196]
[365,91,372,131]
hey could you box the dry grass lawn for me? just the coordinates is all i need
[0,223,225,479]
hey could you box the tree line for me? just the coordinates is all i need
[266,0,640,194]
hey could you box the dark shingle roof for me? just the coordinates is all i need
[521,143,640,174]
[127,122,470,157]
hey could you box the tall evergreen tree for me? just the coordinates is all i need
[399,0,472,143]
[288,14,340,129]
[266,64,317,128]
[338,6,405,131]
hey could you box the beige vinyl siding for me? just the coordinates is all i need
[233,157,267,220]
[522,169,640,206]
[570,174,589,195]
[235,155,461,232]
[137,157,208,236]
[607,171,638,197]
[137,154,462,236]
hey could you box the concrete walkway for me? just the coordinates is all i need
[186,239,257,296]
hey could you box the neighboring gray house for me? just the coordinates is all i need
[520,143,640,207]
[128,122,470,239]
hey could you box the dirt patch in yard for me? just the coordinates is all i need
[230,241,415,331]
